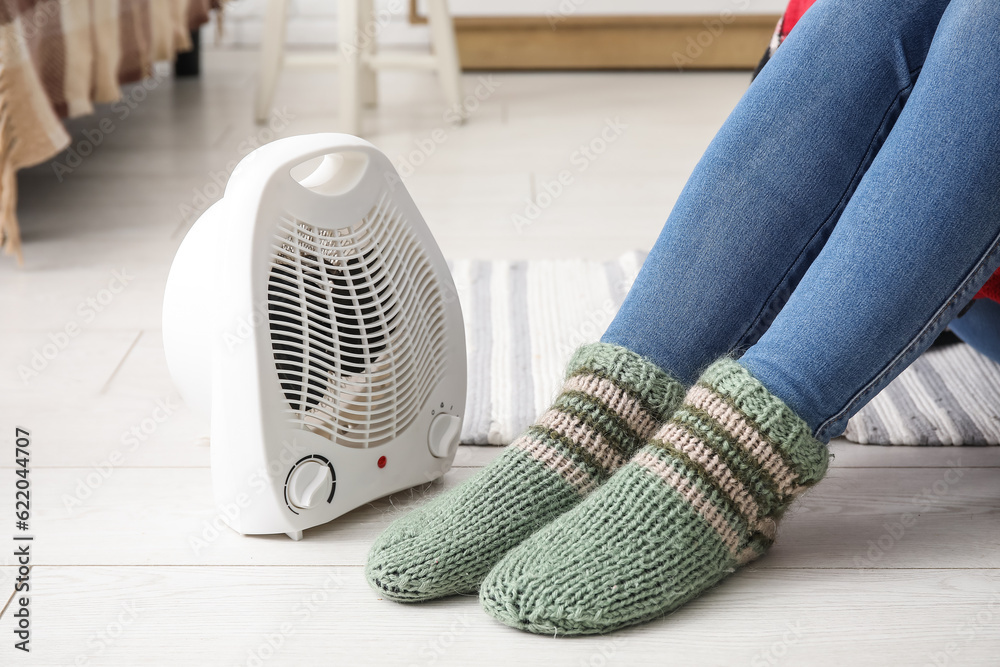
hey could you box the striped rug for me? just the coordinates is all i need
[451,252,1000,446]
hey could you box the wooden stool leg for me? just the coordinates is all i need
[338,0,363,134]
[359,0,378,108]
[427,0,463,119]
[255,0,290,124]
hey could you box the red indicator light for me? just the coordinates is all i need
[377,456,387,469]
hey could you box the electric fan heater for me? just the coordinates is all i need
[162,134,466,540]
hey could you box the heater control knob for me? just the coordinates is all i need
[428,414,462,459]
[286,460,334,510]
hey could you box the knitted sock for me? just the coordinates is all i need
[480,358,830,634]
[365,342,685,602]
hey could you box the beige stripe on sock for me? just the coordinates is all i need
[687,385,803,497]
[634,449,743,560]
[512,435,598,495]
[563,373,660,439]
[655,422,776,541]
[538,408,628,472]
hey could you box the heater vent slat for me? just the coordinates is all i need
[266,191,448,448]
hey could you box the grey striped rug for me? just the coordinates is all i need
[450,252,1000,446]
[843,342,1000,445]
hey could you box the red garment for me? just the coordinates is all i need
[776,0,1000,303]
[779,0,815,37]
[978,271,1000,302]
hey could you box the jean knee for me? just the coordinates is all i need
[788,0,949,79]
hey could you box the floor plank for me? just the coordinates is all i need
[17,566,1000,666]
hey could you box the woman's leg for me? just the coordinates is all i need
[740,0,1000,440]
[603,0,950,384]
[482,0,1000,634]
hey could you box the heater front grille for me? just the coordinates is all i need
[266,192,449,448]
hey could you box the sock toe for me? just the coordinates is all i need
[365,448,582,602]
[480,562,611,635]
[480,460,737,634]
[365,506,449,601]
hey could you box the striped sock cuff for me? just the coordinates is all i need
[514,343,686,494]
[565,342,685,423]
[641,358,830,555]
[697,358,830,488]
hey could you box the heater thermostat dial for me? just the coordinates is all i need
[428,413,461,459]
[286,460,335,510]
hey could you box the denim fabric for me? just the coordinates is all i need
[602,0,1000,442]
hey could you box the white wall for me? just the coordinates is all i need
[215,0,787,49]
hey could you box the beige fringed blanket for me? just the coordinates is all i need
[0,0,216,261]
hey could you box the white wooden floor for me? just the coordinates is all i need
[2,50,999,666]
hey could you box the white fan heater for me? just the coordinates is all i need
[163,134,466,541]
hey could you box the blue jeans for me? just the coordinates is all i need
[602,0,1000,442]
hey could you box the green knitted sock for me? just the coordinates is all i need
[365,342,685,602]
[480,358,830,634]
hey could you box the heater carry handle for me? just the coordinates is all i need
[233,133,390,227]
